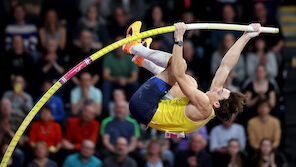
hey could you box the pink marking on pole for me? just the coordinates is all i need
[63,61,88,81]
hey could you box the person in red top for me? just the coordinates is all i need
[28,105,63,153]
[62,104,100,150]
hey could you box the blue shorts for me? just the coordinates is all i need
[129,77,172,125]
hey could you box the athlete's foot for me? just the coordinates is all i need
[131,38,153,67]
[122,21,142,54]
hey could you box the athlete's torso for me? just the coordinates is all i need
[148,97,215,133]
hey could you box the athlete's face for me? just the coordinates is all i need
[209,87,231,108]
[214,88,230,100]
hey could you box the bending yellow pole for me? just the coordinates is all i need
[0,23,278,167]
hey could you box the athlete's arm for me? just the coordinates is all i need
[210,24,261,90]
[172,23,212,118]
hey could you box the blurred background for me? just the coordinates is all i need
[0,0,296,166]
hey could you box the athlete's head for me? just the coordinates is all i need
[208,88,246,121]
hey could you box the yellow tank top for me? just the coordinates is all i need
[148,97,215,133]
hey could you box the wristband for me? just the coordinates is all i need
[174,41,184,46]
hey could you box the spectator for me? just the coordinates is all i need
[36,81,65,122]
[209,116,246,153]
[2,75,33,129]
[74,5,110,48]
[253,2,284,55]
[39,9,67,50]
[215,0,238,4]
[28,141,58,167]
[63,140,102,167]
[5,4,38,53]
[63,104,100,151]
[140,139,175,167]
[143,139,170,167]
[182,11,209,62]
[183,40,200,79]
[109,89,127,116]
[246,38,278,80]
[247,100,281,150]
[0,135,25,167]
[22,0,42,25]
[0,98,15,145]
[38,39,65,82]
[4,35,37,88]
[174,126,208,152]
[101,101,139,153]
[107,7,130,40]
[245,65,276,111]
[214,139,248,167]
[182,13,210,88]
[252,138,286,167]
[182,11,203,45]
[70,30,101,85]
[102,37,139,113]
[174,0,208,20]
[98,0,146,20]
[211,4,241,49]
[41,0,80,27]
[103,137,137,167]
[145,5,173,51]
[112,89,126,103]
[28,106,63,154]
[222,4,236,23]
[211,33,245,85]
[0,98,27,146]
[145,5,167,30]
[175,134,212,167]
[70,72,102,116]
[78,0,102,18]
[226,139,248,167]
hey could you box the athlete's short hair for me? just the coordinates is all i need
[214,92,246,121]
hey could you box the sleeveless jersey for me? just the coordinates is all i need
[148,97,215,133]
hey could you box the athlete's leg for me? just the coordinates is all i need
[129,75,172,124]
[128,62,182,124]
[130,44,172,68]
[131,38,166,75]
[132,55,165,75]
[122,21,172,124]
[128,48,177,125]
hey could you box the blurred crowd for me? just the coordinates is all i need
[0,0,289,167]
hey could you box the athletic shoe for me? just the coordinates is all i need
[131,55,144,66]
[122,21,142,54]
[142,37,152,48]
